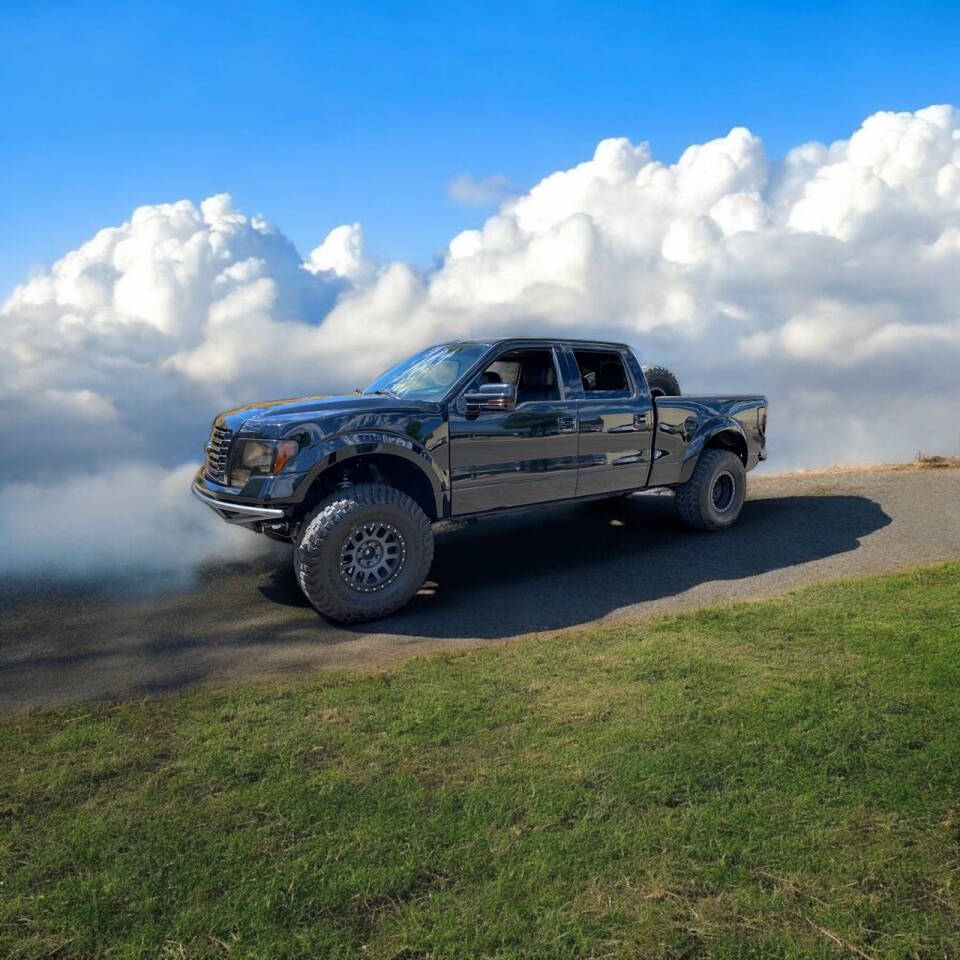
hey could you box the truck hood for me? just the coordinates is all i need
[215,394,440,435]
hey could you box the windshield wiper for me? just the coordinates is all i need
[367,389,400,399]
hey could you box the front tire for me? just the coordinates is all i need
[294,483,434,623]
[675,449,746,531]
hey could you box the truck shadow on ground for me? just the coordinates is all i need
[0,493,891,713]
[260,492,892,638]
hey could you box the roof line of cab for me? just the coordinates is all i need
[449,336,632,350]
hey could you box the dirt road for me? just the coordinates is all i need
[3,466,959,714]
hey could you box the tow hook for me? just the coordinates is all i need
[260,519,292,536]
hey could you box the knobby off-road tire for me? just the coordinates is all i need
[675,449,746,531]
[294,483,434,623]
[642,364,681,398]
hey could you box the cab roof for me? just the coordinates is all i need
[449,337,632,351]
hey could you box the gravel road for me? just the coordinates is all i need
[2,465,959,714]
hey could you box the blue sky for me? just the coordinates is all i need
[2,0,959,296]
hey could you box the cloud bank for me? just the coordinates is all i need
[3,105,959,577]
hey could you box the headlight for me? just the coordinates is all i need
[230,439,299,486]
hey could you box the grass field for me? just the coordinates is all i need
[3,565,960,959]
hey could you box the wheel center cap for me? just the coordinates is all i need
[360,544,382,566]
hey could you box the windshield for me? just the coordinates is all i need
[364,342,491,400]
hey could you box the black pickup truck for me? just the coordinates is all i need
[193,338,767,622]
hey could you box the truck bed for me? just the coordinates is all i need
[647,394,767,487]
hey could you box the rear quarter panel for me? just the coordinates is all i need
[647,395,767,487]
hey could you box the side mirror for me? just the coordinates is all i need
[464,382,517,413]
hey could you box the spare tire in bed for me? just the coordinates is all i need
[642,364,681,397]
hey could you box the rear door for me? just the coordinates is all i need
[561,345,654,496]
[448,345,579,514]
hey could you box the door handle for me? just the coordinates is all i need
[558,415,578,433]
[633,411,649,428]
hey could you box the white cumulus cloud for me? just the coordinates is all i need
[3,105,960,578]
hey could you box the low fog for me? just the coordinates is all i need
[3,105,959,578]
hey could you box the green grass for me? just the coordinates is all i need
[3,566,960,959]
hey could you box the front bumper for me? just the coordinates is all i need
[192,472,286,525]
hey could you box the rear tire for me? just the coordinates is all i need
[642,364,681,398]
[675,449,746,531]
[294,483,434,623]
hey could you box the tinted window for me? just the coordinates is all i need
[473,349,560,404]
[573,350,631,394]
[482,358,521,386]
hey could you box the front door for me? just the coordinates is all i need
[448,346,579,514]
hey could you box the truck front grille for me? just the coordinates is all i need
[204,424,234,484]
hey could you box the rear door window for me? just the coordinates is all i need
[572,350,632,396]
